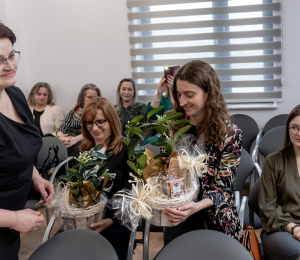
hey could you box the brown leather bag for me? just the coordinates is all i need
[242,225,264,260]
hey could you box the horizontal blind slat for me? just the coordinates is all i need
[137,79,282,90]
[138,91,282,103]
[128,0,233,8]
[132,67,282,79]
[131,41,281,56]
[128,3,280,20]
[129,16,281,32]
[130,28,281,44]
[131,54,282,67]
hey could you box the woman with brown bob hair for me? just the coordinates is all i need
[27,82,64,136]
[80,97,132,260]
[259,105,300,260]
[162,60,243,244]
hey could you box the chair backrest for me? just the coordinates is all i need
[263,114,288,135]
[37,136,68,166]
[230,114,259,154]
[30,229,118,260]
[248,178,260,217]
[259,126,285,158]
[142,143,160,155]
[236,147,255,198]
[155,230,253,260]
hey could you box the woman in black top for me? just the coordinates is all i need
[0,23,55,260]
[80,97,132,260]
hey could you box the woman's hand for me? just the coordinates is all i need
[293,227,300,241]
[13,209,44,233]
[163,202,201,226]
[157,77,167,95]
[91,218,114,233]
[32,174,55,206]
[166,76,174,89]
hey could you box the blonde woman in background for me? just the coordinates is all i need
[28,82,64,136]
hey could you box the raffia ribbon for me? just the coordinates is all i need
[115,182,153,220]
[177,149,208,179]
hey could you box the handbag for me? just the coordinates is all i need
[242,225,264,260]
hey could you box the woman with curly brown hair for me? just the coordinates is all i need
[162,60,243,244]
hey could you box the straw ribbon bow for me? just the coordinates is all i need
[115,182,153,220]
[178,149,208,178]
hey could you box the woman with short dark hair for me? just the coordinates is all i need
[259,105,300,260]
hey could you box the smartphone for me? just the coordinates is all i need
[164,66,180,82]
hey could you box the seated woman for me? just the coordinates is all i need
[27,82,64,136]
[80,97,132,260]
[259,105,300,260]
[115,78,149,144]
[162,60,243,244]
[56,84,101,163]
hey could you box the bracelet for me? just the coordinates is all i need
[153,98,160,103]
[9,211,18,229]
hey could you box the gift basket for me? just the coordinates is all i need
[52,144,116,230]
[112,107,207,229]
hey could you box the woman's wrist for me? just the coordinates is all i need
[286,223,297,233]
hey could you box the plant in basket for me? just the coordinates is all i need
[112,106,206,229]
[55,144,116,230]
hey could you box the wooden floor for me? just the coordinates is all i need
[19,208,163,260]
[19,206,260,260]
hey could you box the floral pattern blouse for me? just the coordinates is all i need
[168,124,243,242]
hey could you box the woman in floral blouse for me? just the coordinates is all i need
[163,60,243,244]
[115,78,150,144]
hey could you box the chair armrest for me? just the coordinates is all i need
[49,157,73,183]
[235,191,240,215]
[239,196,248,229]
[252,130,263,163]
[42,215,57,243]
[254,162,262,177]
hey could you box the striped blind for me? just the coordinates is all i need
[127,0,282,109]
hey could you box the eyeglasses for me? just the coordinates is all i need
[0,51,20,68]
[83,119,107,129]
[288,126,300,135]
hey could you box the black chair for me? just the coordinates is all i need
[263,114,288,135]
[154,230,253,260]
[230,114,260,155]
[30,229,118,260]
[25,136,69,224]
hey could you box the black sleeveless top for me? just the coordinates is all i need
[0,86,42,260]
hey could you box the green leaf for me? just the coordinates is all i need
[67,168,79,173]
[166,143,173,154]
[131,115,144,123]
[127,139,136,159]
[59,175,72,181]
[94,144,103,151]
[121,139,129,146]
[156,126,167,135]
[155,138,169,145]
[106,150,115,158]
[174,125,192,140]
[153,153,169,160]
[91,152,107,160]
[71,189,80,196]
[163,112,183,121]
[137,154,147,169]
[127,122,138,127]
[96,165,107,176]
[84,160,100,167]
[126,160,137,172]
[172,119,190,126]
[147,106,164,119]
[134,146,146,154]
[68,171,83,179]
[150,141,168,147]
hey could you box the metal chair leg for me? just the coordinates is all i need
[127,229,137,260]
[143,219,150,260]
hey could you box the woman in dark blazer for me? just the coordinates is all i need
[80,97,132,260]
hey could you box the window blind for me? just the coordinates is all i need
[127,0,282,109]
